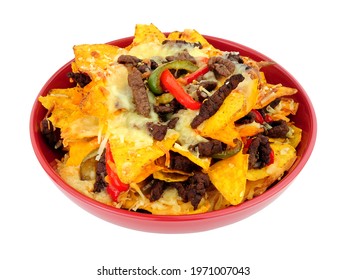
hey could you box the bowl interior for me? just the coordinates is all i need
[30,35,317,231]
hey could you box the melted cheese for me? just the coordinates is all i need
[106,64,134,112]
[173,109,208,148]
[107,111,158,149]
[128,42,208,60]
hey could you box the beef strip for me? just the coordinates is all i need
[191,74,245,128]
[93,151,107,193]
[265,120,289,138]
[208,56,235,77]
[247,135,272,169]
[67,72,91,88]
[146,122,168,141]
[127,68,151,117]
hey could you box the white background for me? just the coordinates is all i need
[1,0,346,279]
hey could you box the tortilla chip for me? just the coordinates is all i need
[236,122,264,138]
[39,87,99,146]
[208,151,249,205]
[65,138,99,166]
[153,170,190,182]
[233,77,259,120]
[129,23,167,47]
[171,143,211,171]
[255,83,297,109]
[73,44,121,80]
[198,77,258,144]
[109,131,179,184]
[268,98,299,122]
[198,91,244,141]
[245,176,277,200]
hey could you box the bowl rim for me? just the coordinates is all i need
[29,34,317,223]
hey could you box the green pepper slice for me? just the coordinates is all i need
[148,60,198,94]
[211,139,243,159]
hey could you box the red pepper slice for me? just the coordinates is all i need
[160,69,201,110]
[105,142,129,201]
[264,114,273,123]
[268,148,275,166]
[251,109,265,124]
[181,65,209,85]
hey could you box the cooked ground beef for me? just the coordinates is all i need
[166,49,196,64]
[235,111,257,125]
[268,98,281,109]
[154,99,183,115]
[162,39,202,49]
[67,72,91,88]
[191,74,245,128]
[265,120,289,138]
[225,52,244,64]
[146,122,168,141]
[149,179,165,201]
[194,139,226,157]
[170,151,199,173]
[172,171,209,209]
[127,68,151,117]
[40,118,62,149]
[247,135,272,169]
[167,117,179,129]
[148,171,209,210]
[117,54,141,66]
[154,99,184,122]
[93,151,107,193]
[199,80,218,91]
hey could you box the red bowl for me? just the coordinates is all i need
[30,35,317,233]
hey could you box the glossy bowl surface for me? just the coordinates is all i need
[30,35,317,233]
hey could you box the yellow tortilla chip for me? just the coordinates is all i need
[208,152,249,205]
[198,91,244,142]
[255,83,297,109]
[171,143,211,171]
[153,171,190,182]
[233,77,259,120]
[39,87,99,146]
[129,23,167,47]
[65,138,99,166]
[73,44,121,80]
[109,131,179,184]
[198,77,258,145]
[236,122,264,138]
[245,176,276,200]
[39,87,84,125]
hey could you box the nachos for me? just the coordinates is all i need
[39,24,301,215]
